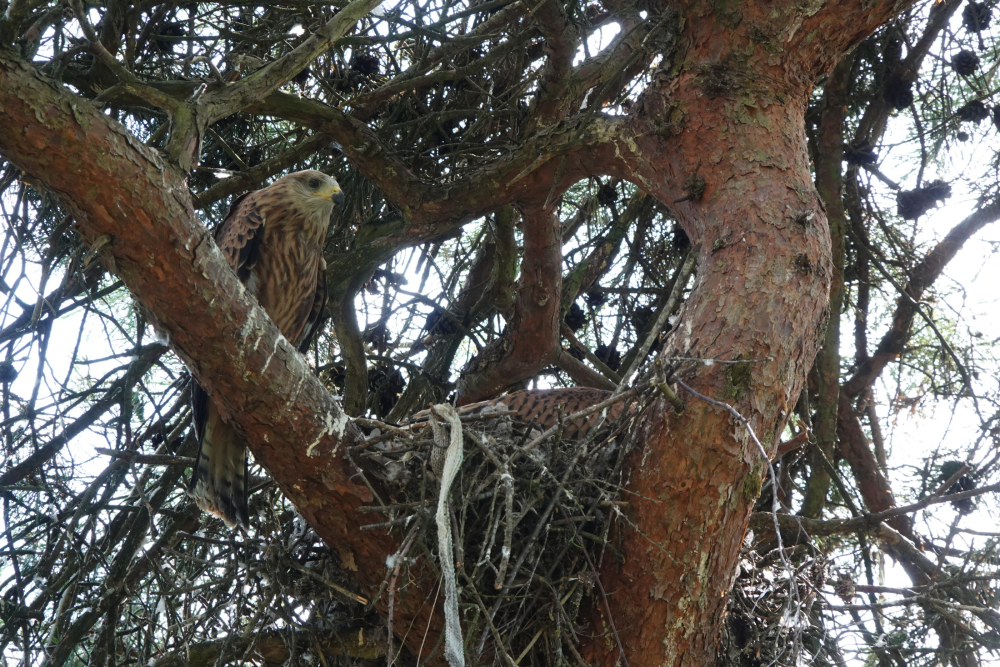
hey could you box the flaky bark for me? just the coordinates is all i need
[0,0,922,664]
[579,87,833,665]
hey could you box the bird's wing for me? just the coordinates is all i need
[191,191,266,445]
[403,388,620,440]
[213,190,265,282]
[297,257,328,353]
[188,190,265,529]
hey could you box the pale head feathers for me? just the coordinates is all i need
[265,170,345,223]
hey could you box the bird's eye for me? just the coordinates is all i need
[308,178,320,189]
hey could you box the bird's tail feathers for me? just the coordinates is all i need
[188,407,249,529]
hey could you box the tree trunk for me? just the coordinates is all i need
[578,79,833,666]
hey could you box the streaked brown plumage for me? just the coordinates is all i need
[189,170,345,528]
[409,387,626,440]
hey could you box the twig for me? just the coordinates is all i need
[751,481,1000,537]
[96,448,195,467]
[287,560,368,605]
[617,247,698,390]
[573,532,630,667]
[387,529,418,666]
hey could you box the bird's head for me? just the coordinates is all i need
[283,170,346,216]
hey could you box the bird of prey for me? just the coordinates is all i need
[408,387,628,440]
[189,170,345,528]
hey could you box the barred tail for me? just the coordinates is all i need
[189,401,249,529]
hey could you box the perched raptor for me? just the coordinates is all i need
[408,387,628,440]
[189,170,345,528]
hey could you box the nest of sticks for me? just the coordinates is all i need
[353,389,648,666]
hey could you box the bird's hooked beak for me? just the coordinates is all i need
[313,184,346,207]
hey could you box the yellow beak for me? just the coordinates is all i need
[312,185,345,206]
